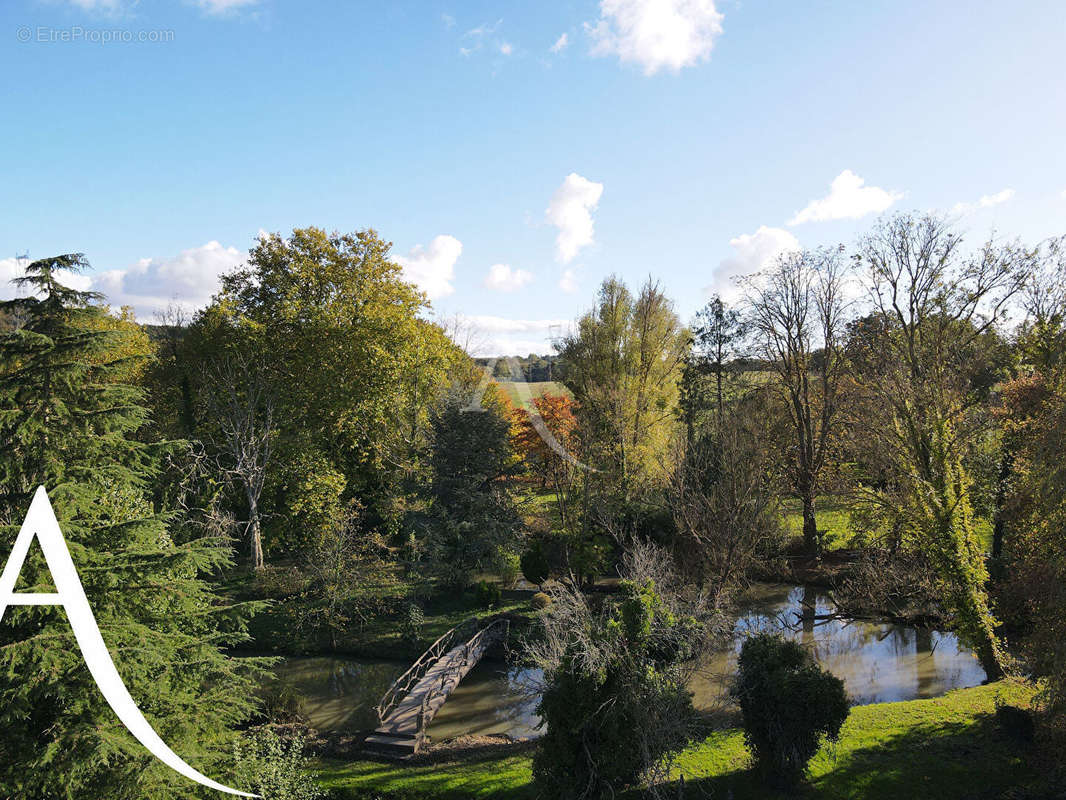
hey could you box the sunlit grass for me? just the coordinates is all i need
[316,681,1041,800]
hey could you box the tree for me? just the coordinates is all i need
[201,354,277,570]
[184,227,467,549]
[0,256,261,798]
[424,385,521,587]
[681,295,747,441]
[745,247,847,556]
[733,633,849,787]
[558,277,687,498]
[668,413,782,602]
[510,392,578,487]
[853,213,1034,678]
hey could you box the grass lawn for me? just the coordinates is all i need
[781,496,996,553]
[315,680,1043,800]
[781,496,855,551]
[492,379,571,409]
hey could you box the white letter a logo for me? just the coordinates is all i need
[0,487,257,797]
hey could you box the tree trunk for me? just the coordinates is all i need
[247,494,265,571]
[801,492,819,557]
[990,450,1013,563]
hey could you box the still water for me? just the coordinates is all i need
[271,584,987,741]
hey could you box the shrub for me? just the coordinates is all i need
[528,556,720,800]
[500,551,522,586]
[401,602,425,644]
[233,727,324,800]
[733,632,849,787]
[531,591,552,610]
[474,579,502,608]
[520,543,551,586]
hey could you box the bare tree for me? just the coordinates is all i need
[744,247,848,556]
[202,354,276,571]
[669,418,782,603]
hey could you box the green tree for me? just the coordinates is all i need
[681,295,748,441]
[854,214,1034,678]
[528,545,714,799]
[733,633,849,787]
[424,385,521,587]
[0,256,261,799]
[185,227,467,555]
[559,276,687,498]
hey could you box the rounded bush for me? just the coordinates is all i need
[474,579,502,608]
[520,544,551,586]
[733,632,849,786]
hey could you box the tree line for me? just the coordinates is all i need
[1,214,1064,797]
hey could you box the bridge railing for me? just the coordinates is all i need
[375,616,510,727]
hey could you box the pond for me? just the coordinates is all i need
[270,583,987,741]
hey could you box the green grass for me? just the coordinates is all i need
[781,496,996,553]
[781,496,855,551]
[491,379,570,409]
[316,747,536,800]
[315,681,1042,800]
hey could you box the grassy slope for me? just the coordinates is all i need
[491,379,571,409]
[316,681,1040,800]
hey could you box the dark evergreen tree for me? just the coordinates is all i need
[0,256,262,799]
[424,385,520,587]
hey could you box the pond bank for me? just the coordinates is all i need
[314,681,1048,800]
[271,583,987,743]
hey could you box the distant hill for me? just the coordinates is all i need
[473,354,565,383]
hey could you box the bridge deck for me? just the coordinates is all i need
[365,619,506,758]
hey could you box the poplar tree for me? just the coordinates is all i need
[0,256,261,799]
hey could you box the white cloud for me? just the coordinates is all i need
[559,269,578,293]
[458,314,571,357]
[586,0,724,75]
[467,19,502,37]
[442,13,456,28]
[706,225,800,302]
[546,173,604,263]
[64,0,122,9]
[788,170,902,226]
[196,0,259,13]
[951,188,1016,215]
[483,263,533,292]
[1061,188,1066,200]
[499,41,514,55]
[91,240,244,318]
[550,33,569,53]
[395,235,462,300]
[0,258,23,297]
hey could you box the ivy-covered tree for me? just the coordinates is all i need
[0,256,262,799]
[854,215,1034,678]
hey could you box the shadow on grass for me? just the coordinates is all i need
[668,712,1036,800]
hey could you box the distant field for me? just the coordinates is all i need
[492,379,571,408]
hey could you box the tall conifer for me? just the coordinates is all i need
[0,256,261,799]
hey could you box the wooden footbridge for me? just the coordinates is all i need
[364,617,510,758]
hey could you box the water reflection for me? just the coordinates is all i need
[272,584,987,741]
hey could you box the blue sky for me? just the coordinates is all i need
[2,0,1064,354]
